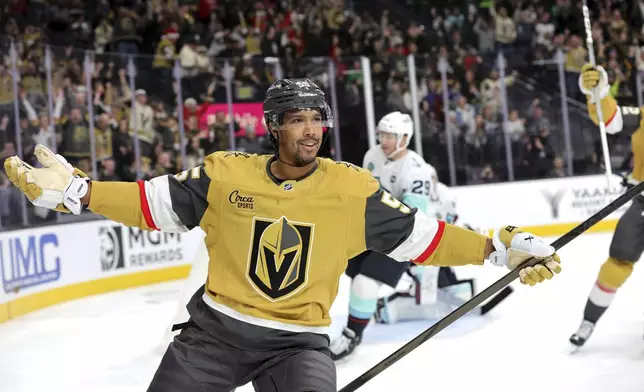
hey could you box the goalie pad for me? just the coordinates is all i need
[375,266,475,324]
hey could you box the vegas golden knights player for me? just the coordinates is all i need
[570,64,644,349]
[5,78,562,392]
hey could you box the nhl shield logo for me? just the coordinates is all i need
[246,216,314,301]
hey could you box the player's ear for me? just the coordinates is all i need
[270,125,279,139]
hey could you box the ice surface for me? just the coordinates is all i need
[1,232,643,392]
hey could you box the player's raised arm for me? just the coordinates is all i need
[347,174,562,286]
[580,63,643,135]
[4,144,211,233]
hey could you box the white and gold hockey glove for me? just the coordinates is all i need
[579,63,609,102]
[3,144,90,215]
[488,226,562,286]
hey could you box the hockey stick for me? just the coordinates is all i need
[582,0,613,188]
[339,181,644,392]
[480,286,513,315]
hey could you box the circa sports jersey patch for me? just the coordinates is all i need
[228,190,254,210]
[246,216,314,302]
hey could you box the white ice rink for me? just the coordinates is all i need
[1,232,643,392]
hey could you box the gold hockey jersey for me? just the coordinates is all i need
[587,96,644,181]
[88,152,487,332]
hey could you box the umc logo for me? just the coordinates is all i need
[246,216,314,301]
[98,226,125,272]
[0,233,61,293]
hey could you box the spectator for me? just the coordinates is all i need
[130,89,156,172]
[490,2,517,53]
[564,35,587,99]
[112,7,142,56]
[534,12,555,52]
[506,109,525,143]
[100,158,120,181]
[2,0,641,227]
[550,156,567,178]
[452,95,476,137]
[473,13,495,55]
[0,171,11,224]
[236,125,271,155]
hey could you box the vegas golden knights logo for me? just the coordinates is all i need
[247,216,314,301]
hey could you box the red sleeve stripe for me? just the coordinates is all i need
[412,220,446,264]
[137,180,160,231]
[605,108,618,126]
[595,281,616,293]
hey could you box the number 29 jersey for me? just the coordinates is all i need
[362,146,436,213]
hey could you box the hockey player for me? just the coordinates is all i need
[5,78,562,392]
[570,64,644,350]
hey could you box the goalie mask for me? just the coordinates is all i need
[263,78,333,157]
[377,111,414,158]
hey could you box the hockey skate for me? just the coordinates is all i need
[330,327,362,361]
[569,320,595,353]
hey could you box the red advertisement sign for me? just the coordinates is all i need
[199,103,267,137]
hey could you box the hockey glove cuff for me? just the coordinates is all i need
[3,144,90,215]
[488,226,562,286]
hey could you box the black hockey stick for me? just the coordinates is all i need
[480,286,513,315]
[339,180,644,392]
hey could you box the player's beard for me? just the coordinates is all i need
[293,138,319,166]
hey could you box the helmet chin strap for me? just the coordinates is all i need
[385,135,408,159]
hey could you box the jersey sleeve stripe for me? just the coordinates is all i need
[605,107,618,126]
[385,211,440,262]
[136,180,160,231]
[145,176,190,233]
[412,220,445,263]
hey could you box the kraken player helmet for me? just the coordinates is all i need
[377,111,414,158]
[263,78,334,154]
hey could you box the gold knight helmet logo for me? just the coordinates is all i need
[247,216,314,301]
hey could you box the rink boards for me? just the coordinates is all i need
[452,173,626,236]
[0,173,626,322]
[0,221,204,322]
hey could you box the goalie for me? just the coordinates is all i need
[4,79,561,392]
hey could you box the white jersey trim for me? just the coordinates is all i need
[605,106,623,135]
[202,293,331,335]
[145,176,189,233]
[388,211,440,262]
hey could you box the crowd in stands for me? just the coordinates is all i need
[0,0,642,228]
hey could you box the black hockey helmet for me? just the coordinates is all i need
[263,78,333,153]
